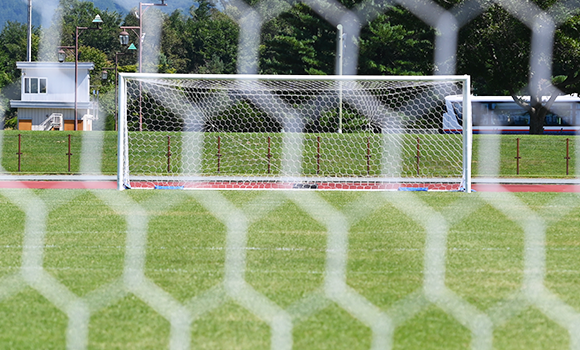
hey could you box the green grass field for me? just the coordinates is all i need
[1,131,577,178]
[1,189,579,349]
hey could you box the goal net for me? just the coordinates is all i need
[118,73,472,191]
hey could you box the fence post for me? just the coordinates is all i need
[317,136,321,175]
[66,134,73,172]
[515,138,521,175]
[166,135,172,173]
[416,137,421,176]
[565,138,570,176]
[267,136,271,174]
[17,134,22,172]
[217,136,221,174]
[366,136,371,176]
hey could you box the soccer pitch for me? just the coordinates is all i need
[1,189,579,349]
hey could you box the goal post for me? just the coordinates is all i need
[117,73,472,191]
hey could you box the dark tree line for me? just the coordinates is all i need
[1,0,579,133]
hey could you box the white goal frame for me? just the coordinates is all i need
[117,73,472,192]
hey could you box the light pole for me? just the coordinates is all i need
[27,0,32,62]
[89,70,113,126]
[119,1,167,131]
[103,45,137,130]
[75,14,103,131]
[119,0,167,74]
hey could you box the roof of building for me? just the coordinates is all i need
[16,61,95,70]
[10,101,94,109]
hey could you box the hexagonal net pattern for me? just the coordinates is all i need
[5,0,580,348]
[118,74,471,190]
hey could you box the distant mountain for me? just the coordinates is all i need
[1,0,196,30]
[0,0,42,29]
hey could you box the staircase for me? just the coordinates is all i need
[32,113,63,131]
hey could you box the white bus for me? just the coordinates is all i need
[443,95,580,134]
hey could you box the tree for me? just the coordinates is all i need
[79,46,110,89]
[160,0,238,74]
[0,21,39,82]
[260,3,336,75]
[259,2,436,76]
[458,3,580,134]
[0,21,40,129]
[358,6,434,75]
[160,10,189,73]
[47,0,124,61]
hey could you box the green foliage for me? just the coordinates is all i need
[163,1,238,74]
[0,21,40,81]
[157,53,177,74]
[204,100,283,132]
[78,46,110,88]
[126,93,184,132]
[304,108,379,133]
[261,3,336,75]
[49,0,124,59]
[159,11,190,73]
[457,4,580,133]
[458,6,532,96]
[0,94,17,129]
[359,7,434,75]
[1,0,579,134]
[4,118,17,130]
[0,71,11,89]
[104,113,116,131]
[553,15,580,94]
[260,3,434,76]
[0,21,40,130]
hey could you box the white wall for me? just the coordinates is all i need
[18,62,94,103]
[17,108,75,123]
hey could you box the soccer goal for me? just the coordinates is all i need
[117,73,472,191]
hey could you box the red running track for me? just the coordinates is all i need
[0,181,118,189]
[0,181,579,192]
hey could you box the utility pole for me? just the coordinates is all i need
[27,0,32,62]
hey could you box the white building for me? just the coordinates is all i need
[10,61,95,131]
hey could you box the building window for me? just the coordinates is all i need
[24,78,47,94]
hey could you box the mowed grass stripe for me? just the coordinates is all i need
[0,190,578,349]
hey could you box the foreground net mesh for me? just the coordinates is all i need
[120,75,469,190]
[2,0,580,349]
